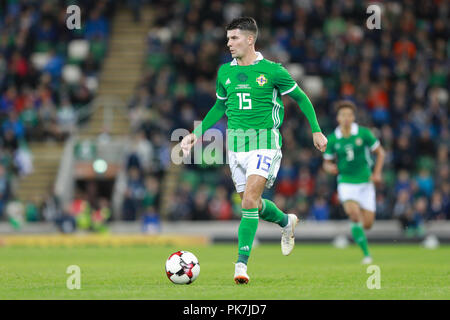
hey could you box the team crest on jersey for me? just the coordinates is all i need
[237,73,248,82]
[256,74,267,86]
[355,138,363,146]
[335,143,341,149]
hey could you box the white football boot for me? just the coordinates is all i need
[281,214,299,256]
[234,262,249,284]
[361,256,373,265]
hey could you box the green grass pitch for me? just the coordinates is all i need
[0,244,449,299]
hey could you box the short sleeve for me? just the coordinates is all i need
[323,135,335,160]
[363,127,380,151]
[216,66,227,100]
[274,64,298,96]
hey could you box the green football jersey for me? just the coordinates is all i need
[323,123,380,184]
[215,52,298,152]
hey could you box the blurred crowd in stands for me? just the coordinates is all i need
[0,0,115,227]
[125,0,449,235]
[0,0,448,236]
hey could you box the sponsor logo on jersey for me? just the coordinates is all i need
[235,84,250,90]
[256,74,268,86]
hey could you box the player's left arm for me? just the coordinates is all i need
[371,144,385,185]
[365,128,385,185]
[286,86,328,152]
[275,65,327,152]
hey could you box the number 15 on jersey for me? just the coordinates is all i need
[237,93,252,110]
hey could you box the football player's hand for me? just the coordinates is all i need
[180,133,197,157]
[313,132,328,153]
[371,172,382,185]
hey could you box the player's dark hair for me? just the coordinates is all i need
[334,100,357,114]
[226,17,258,40]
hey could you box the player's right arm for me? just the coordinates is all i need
[180,99,226,156]
[181,66,227,157]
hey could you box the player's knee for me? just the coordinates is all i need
[363,220,374,230]
[348,214,360,223]
[345,205,361,222]
[362,211,375,229]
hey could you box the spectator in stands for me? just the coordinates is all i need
[142,205,161,234]
[393,189,413,231]
[427,191,446,221]
[395,169,412,194]
[41,187,60,222]
[42,49,64,80]
[208,186,232,220]
[191,185,210,221]
[56,97,77,137]
[415,169,434,198]
[71,190,91,230]
[2,111,25,140]
[6,198,25,229]
[0,163,11,218]
[142,175,160,210]
[2,128,19,153]
[0,86,17,116]
[55,202,77,234]
[309,196,330,221]
[168,190,192,221]
[91,198,111,232]
[405,197,427,237]
[13,142,33,177]
[122,167,146,221]
[85,9,109,41]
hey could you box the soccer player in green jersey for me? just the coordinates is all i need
[181,17,327,284]
[323,101,385,264]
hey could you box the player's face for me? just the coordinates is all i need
[227,29,253,59]
[337,108,355,127]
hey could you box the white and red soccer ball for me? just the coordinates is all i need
[165,251,200,284]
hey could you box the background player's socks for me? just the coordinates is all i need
[237,208,259,264]
[351,222,370,257]
[259,199,289,227]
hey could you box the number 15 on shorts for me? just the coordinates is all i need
[256,154,271,172]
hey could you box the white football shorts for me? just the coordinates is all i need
[228,149,282,193]
[337,182,376,212]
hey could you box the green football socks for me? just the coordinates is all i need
[351,222,371,257]
[236,200,290,265]
[259,199,289,228]
[237,208,259,265]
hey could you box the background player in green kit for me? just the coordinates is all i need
[180,17,328,284]
[323,101,385,264]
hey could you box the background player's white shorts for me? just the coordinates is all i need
[337,182,376,212]
[228,149,282,193]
